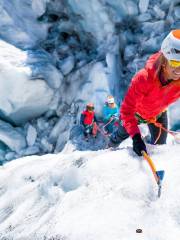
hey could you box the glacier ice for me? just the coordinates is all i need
[0,40,56,125]
[26,125,37,147]
[139,0,149,13]
[0,119,26,152]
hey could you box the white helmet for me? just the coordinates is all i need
[161,29,180,61]
[107,95,115,104]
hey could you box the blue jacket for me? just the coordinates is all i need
[103,103,119,122]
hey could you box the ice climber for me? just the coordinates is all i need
[108,29,180,156]
[102,95,119,134]
[80,103,98,140]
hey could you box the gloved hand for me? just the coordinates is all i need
[132,133,147,156]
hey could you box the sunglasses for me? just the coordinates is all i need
[87,106,94,111]
[168,60,180,68]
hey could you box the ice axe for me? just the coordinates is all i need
[141,151,165,198]
[102,116,118,132]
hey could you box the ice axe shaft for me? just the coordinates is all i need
[141,151,159,184]
[141,151,165,182]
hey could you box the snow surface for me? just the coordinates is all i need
[0,142,180,239]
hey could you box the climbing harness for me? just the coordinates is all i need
[147,118,180,144]
[135,112,180,144]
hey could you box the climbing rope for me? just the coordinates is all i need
[147,118,180,144]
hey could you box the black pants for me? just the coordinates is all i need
[110,111,168,145]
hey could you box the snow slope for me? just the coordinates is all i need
[0,141,180,240]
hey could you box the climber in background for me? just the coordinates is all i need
[80,103,98,141]
[102,95,119,134]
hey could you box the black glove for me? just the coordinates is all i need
[132,133,147,156]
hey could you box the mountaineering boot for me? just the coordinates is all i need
[107,124,129,148]
[108,138,120,148]
[84,136,89,142]
[83,132,89,142]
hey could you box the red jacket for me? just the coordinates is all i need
[81,110,95,125]
[120,52,180,137]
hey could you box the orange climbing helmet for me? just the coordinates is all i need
[86,102,94,111]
